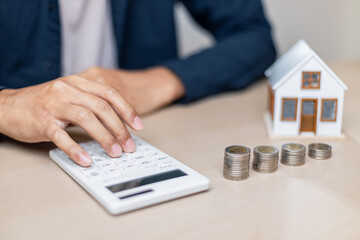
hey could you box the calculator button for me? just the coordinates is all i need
[113,157,132,164]
[147,151,166,159]
[93,157,105,164]
[128,152,144,160]
[147,151,158,157]
[155,156,173,165]
[143,164,159,170]
[104,168,122,177]
[121,163,138,172]
[160,164,173,170]
[86,170,103,179]
[98,162,112,169]
[136,160,155,168]
[133,155,145,161]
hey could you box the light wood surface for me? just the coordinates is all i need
[1,62,359,240]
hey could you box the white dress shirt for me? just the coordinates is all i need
[59,0,118,76]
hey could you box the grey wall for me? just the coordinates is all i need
[175,0,360,61]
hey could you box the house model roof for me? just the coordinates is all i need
[265,40,348,90]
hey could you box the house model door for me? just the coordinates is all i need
[300,99,318,133]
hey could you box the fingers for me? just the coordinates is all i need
[67,75,144,131]
[46,76,143,166]
[58,104,123,158]
[47,124,92,167]
[69,90,136,153]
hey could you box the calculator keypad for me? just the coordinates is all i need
[62,138,176,181]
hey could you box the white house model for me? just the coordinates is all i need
[265,40,347,137]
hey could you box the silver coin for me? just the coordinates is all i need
[223,145,250,181]
[308,143,332,160]
[252,145,279,173]
[281,143,306,166]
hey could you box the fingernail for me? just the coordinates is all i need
[111,143,122,156]
[79,153,92,166]
[134,116,144,130]
[124,138,136,153]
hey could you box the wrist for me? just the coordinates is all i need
[145,66,185,103]
[0,89,12,133]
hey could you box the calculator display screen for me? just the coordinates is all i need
[106,169,187,193]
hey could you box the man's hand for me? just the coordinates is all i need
[0,75,144,166]
[80,66,185,115]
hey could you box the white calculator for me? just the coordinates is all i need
[49,135,210,215]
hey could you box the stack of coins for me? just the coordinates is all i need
[223,145,250,181]
[308,143,332,160]
[281,143,306,166]
[252,145,279,173]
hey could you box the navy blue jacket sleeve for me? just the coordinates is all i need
[162,0,276,103]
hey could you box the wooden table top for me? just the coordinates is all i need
[1,62,359,240]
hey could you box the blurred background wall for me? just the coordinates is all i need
[174,0,360,62]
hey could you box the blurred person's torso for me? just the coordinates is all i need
[59,0,118,76]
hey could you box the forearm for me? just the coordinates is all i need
[80,66,185,115]
[163,30,276,103]
[163,0,276,103]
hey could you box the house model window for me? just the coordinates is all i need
[282,98,298,121]
[321,99,337,121]
[302,72,321,89]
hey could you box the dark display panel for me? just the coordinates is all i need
[107,169,187,193]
